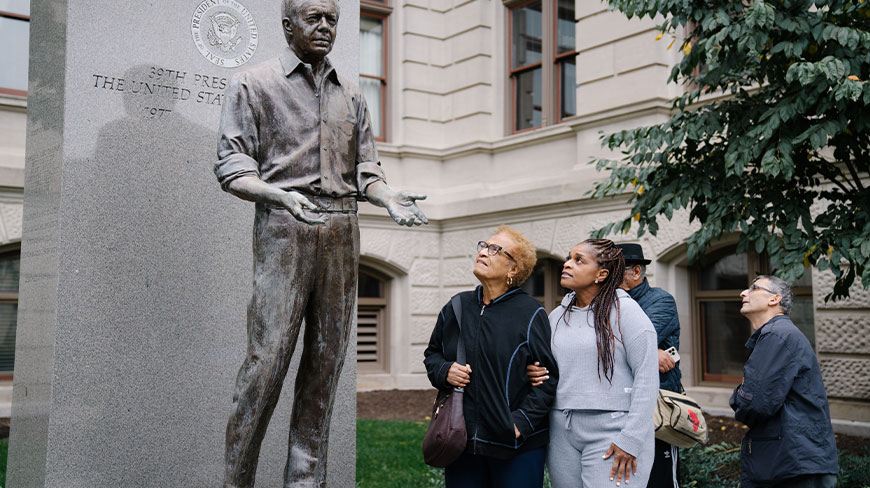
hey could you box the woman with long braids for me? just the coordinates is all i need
[540,239,658,487]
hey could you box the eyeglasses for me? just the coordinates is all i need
[747,283,777,294]
[477,241,516,262]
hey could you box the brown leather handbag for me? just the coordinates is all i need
[422,295,467,468]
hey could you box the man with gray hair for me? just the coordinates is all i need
[215,0,426,486]
[730,275,838,487]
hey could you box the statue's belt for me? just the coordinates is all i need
[263,194,358,214]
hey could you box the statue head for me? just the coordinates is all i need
[282,0,340,63]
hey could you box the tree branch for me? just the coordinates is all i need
[843,157,866,192]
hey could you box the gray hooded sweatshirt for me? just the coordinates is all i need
[549,289,659,456]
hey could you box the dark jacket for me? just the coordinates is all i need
[423,287,559,460]
[626,278,681,392]
[729,315,838,487]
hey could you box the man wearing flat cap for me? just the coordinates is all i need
[617,243,681,488]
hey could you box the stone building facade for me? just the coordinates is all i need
[1,1,868,432]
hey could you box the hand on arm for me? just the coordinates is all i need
[526,362,549,387]
[226,176,327,225]
[365,180,428,227]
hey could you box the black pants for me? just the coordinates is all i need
[445,447,547,488]
[647,438,678,488]
[224,208,359,488]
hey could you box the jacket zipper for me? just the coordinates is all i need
[473,303,484,454]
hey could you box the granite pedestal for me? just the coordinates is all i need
[9,1,360,486]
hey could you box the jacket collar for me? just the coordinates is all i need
[745,314,789,350]
[476,285,523,307]
[279,47,341,85]
[626,278,650,301]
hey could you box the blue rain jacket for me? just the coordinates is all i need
[729,314,838,487]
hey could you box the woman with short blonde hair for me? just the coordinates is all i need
[424,225,558,488]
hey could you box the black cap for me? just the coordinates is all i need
[617,243,651,265]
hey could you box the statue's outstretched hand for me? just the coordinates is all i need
[280,191,328,225]
[385,191,428,227]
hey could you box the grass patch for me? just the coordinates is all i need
[0,438,7,487]
[356,419,443,488]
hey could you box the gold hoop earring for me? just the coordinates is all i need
[507,276,514,287]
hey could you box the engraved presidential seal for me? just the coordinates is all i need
[191,0,259,68]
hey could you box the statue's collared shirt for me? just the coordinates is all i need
[215,48,385,198]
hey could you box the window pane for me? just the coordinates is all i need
[0,0,29,16]
[522,264,546,297]
[700,253,747,291]
[0,303,16,373]
[511,1,542,69]
[0,17,29,92]
[515,67,542,130]
[701,300,751,377]
[0,253,20,292]
[791,267,812,288]
[560,58,576,118]
[790,297,815,348]
[360,77,382,139]
[359,16,383,78]
[556,0,574,55]
[358,272,383,298]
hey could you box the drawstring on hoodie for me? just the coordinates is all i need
[563,409,573,430]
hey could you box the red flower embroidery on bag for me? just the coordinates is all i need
[687,410,700,432]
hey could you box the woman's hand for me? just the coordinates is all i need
[514,425,521,439]
[603,443,636,485]
[525,362,549,387]
[447,362,472,388]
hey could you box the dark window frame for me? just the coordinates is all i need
[692,246,813,385]
[0,246,20,380]
[505,0,576,134]
[522,256,568,312]
[553,0,577,122]
[360,0,391,142]
[357,266,391,373]
[0,10,30,97]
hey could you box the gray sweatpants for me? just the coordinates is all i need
[547,409,654,488]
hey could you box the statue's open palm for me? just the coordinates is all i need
[385,191,428,227]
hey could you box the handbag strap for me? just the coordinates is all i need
[450,295,466,380]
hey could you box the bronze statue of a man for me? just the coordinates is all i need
[214,0,427,485]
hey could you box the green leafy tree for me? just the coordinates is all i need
[591,0,870,300]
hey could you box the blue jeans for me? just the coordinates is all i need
[445,447,547,488]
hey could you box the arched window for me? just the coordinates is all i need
[357,267,390,372]
[521,257,567,311]
[693,247,814,384]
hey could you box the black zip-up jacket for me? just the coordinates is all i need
[729,315,838,487]
[423,287,559,460]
